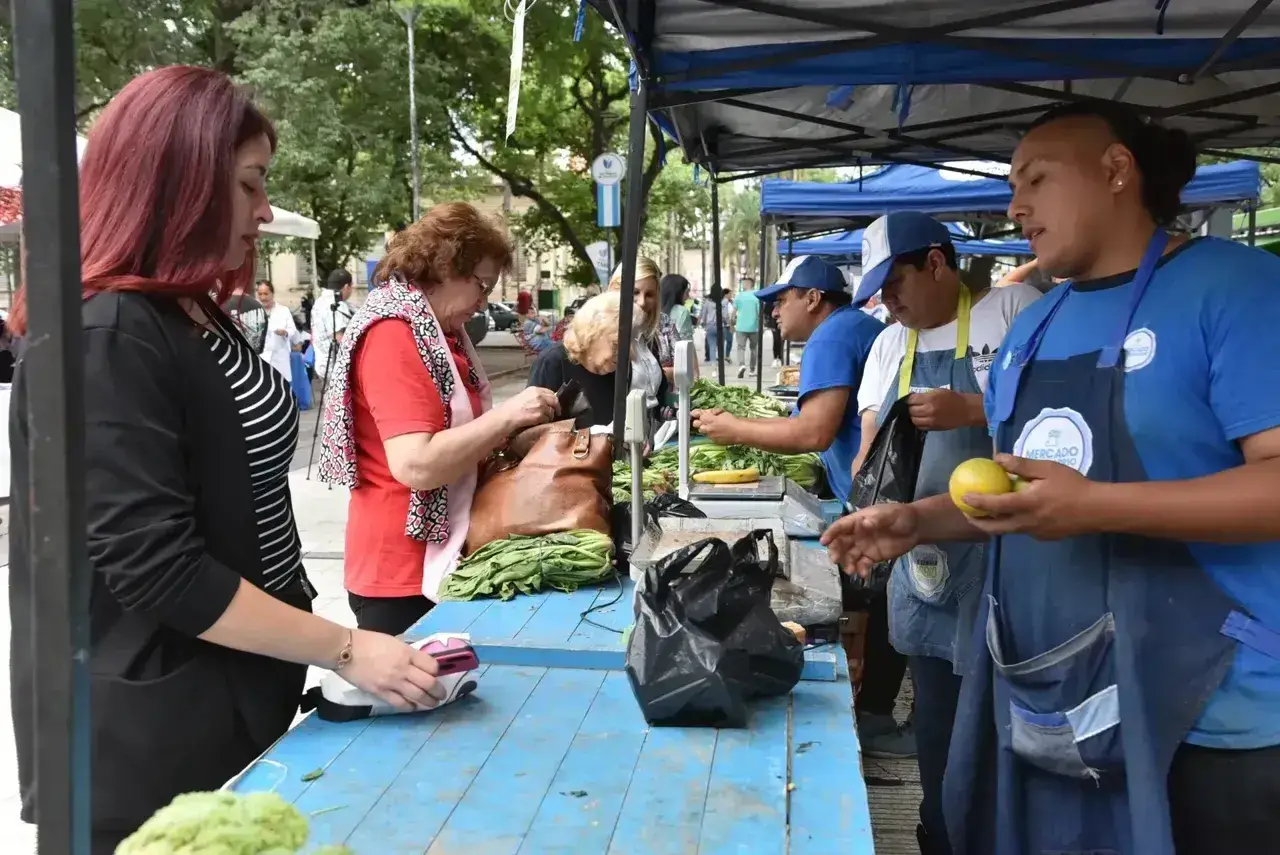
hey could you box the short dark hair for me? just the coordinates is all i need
[256,280,274,293]
[821,289,853,308]
[1028,102,1196,226]
[896,243,958,272]
[326,268,353,291]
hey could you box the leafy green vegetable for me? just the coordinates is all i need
[441,530,615,602]
[689,378,788,420]
[647,444,820,489]
[116,791,355,855]
[611,459,673,503]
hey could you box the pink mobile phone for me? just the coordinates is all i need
[422,637,480,676]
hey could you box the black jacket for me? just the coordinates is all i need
[9,292,311,834]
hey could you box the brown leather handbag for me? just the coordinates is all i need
[464,422,613,555]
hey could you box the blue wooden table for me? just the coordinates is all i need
[231,578,875,854]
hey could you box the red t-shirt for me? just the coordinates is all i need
[345,320,484,598]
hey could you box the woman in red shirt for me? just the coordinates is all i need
[318,203,559,635]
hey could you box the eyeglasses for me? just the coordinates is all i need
[471,274,499,297]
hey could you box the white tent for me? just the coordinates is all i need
[263,206,320,240]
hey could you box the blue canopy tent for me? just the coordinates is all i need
[785,225,1033,259]
[587,0,1280,409]
[761,161,1263,233]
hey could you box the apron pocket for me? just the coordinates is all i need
[987,597,1124,780]
[1008,684,1122,780]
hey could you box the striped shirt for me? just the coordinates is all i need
[202,311,304,591]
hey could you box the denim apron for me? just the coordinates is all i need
[942,232,1280,854]
[882,286,990,672]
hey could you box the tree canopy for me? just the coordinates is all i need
[0,0,711,284]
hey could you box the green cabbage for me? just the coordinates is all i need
[116,791,354,855]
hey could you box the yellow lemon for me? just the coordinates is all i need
[1011,475,1033,493]
[949,458,1013,517]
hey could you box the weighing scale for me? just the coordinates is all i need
[622,344,841,626]
[670,342,826,538]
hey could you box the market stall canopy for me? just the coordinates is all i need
[784,222,1032,257]
[261,206,321,241]
[591,1,1280,175]
[762,160,1262,231]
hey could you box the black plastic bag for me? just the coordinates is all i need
[845,396,927,592]
[625,530,806,728]
[612,493,706,561]
[648,493,706,518]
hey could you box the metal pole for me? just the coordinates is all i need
[399,6,422,222]
[783,226,794,367]
[612,80,648,458]
[755,217,767,393]
[712,182,725,384]
[1249,203,1257,247]
[12,1,92,851]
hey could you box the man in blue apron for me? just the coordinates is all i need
[692,255,882,506]
[821,103,1280,854]
[850,212,1041,854]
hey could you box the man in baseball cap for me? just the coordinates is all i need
[845,211,1042,855]
[693,255,884,506]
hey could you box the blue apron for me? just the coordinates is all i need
[943,232,1280,854]
[882,286,990,672]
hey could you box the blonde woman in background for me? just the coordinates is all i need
[608,258,673,426]
[527,291,638,428]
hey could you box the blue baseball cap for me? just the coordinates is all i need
[852,212,954,305]
[754,255,849,303]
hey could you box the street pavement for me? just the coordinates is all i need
[0,329,788,851]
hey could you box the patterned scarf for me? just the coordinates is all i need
[317,274,482,543]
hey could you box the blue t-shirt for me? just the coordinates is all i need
[799,305,885,503]
[735,291,761,333]
[984,237,1280,750]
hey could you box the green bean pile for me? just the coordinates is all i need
[441,530,614,601]
[690,378,788,419]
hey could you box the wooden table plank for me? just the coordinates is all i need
[698,696,790,855]
[517,672,650,855]
[230,715,373,803]
[343,665,545,854]
[407,596,496,640]
[464,590,551,639]
[789,679,875,855]
[607,726,717,855]
[569,584,633,645]
[293,708,447,845]
[514,583,613,645]
[426,668,607,855]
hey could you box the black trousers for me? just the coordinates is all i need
[348,592,435,636]
[1169,741,1280,854]
[909,655,963,855]
[856,590,908,717]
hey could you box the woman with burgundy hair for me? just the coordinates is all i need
[7,66,448,851]
[318,203,559,635]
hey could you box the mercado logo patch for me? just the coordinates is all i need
[1123,327,1157,372]
[1013,406,1094,475]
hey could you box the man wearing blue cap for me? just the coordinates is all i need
[849,211,1040,855]
[692,254,883,504]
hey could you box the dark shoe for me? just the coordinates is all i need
[858,712,917,759]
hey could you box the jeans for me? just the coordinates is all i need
[909,655,963,855]
[735,331,759,367]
